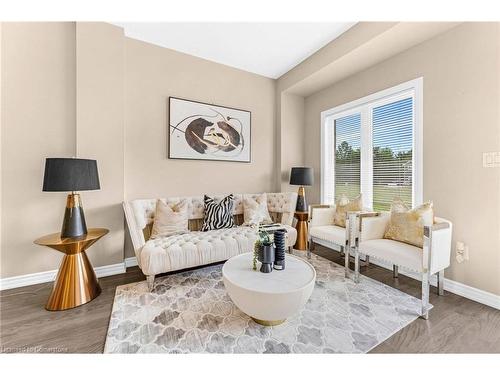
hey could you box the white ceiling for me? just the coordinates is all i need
[112,22,356,79]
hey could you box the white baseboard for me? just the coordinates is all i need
[368,258,500,310]
[124,256,138,268]
[0,262,126,291]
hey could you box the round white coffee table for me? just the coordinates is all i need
[222,252,316,326]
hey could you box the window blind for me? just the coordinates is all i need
[334,113,361,201]
[372,97,413,211]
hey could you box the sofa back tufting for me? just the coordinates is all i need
[123,192,298,254]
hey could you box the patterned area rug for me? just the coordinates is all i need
[104,253,425,353]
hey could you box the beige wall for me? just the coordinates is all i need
[303,23,500,295]
[0,23,277,271]
[1,23,77,277]
[1,22,499,298]
[0,23,3,262]
[123,38,276,257]
[278,93,305,192]
[1,22,127,277]
[124,38,276,199]
[75,23,125,267]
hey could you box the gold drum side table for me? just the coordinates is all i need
[34,228,108,311]
[294,211,309,250]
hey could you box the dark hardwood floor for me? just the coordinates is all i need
[1,245,499,353]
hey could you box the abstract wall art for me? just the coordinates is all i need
[168,97,251,162]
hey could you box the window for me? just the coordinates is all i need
[334,113,361,201]
[321,78,422,211]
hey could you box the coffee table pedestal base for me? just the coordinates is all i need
[252,317,286,326]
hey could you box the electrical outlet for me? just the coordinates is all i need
[456,241,469,263]
[483,152,500,167]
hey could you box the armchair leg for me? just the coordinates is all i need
[354,248,360,284]
[307,239,313,259]
[288,246,293,254]
[147,275,155,292]
[420,272,430,319]
[344,246,349,278]
[437,270,445,296]
[393,265,399,278]
[309,239,315,252]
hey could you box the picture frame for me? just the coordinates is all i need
[168,97,251,163]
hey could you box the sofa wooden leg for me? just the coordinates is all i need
[147,275,155,292]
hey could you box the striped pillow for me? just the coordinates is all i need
[201,194,235,231]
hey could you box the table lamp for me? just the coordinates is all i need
[42,158,100,238]
[289,167,313,212]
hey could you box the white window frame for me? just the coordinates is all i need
[320,77,423,209]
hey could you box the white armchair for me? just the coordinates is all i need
[308,205,364,275]
[347,212,453,319]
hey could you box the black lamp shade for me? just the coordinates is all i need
[43,158,100,192]
[289,167,314,186]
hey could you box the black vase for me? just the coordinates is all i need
[260,244,275,273]
[273,229,286,270]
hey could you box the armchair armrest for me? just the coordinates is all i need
[352,212,390,241]
[355,212,379,229]
[425,222,450,232]
[346,211,382,248]
[424,218,453,275]
[309,205,335,227]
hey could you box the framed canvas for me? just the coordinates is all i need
[168,97,251,162]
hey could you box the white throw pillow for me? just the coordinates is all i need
[150,199,189,239]
[243,193,273,226]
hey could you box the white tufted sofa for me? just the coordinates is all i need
[123,192,298,289]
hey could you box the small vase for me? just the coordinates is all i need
[260,244,275,273]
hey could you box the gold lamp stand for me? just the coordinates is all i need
[34,228,108,311]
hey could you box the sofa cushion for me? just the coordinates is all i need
[150,199,189,239]
[139,225,297,276]
[309,225,346,246]
[202,194,235,231]
[359,239,423,272]
[243,193,273,226]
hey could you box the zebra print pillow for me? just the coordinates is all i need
[201,194,235,231]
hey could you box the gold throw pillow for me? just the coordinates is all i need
[150,199,189,239]
[333,194,362,228]
[243,193,273,226]
[384,199,434,248]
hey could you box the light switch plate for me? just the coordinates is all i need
[483,152,500,167]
